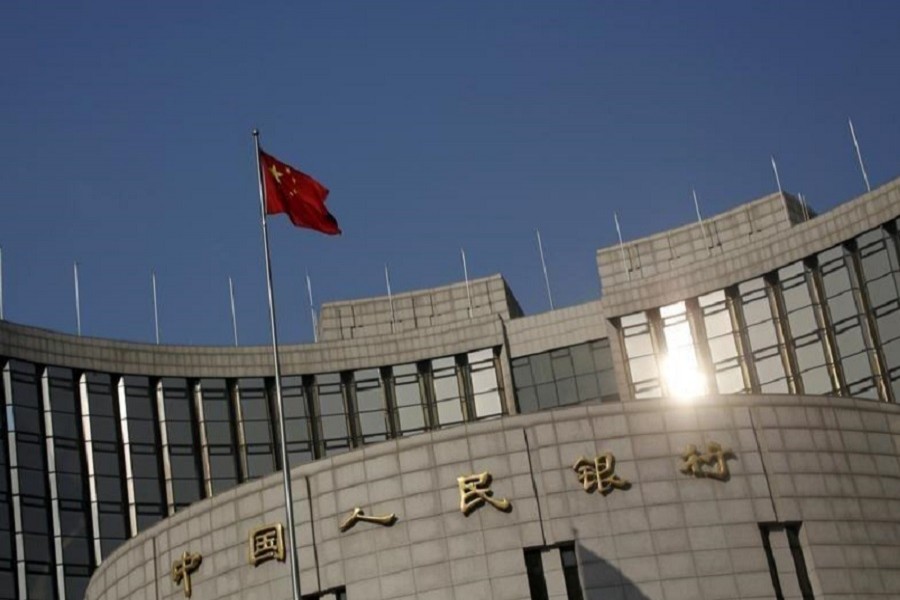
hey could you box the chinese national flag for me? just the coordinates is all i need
[260,150,341,235]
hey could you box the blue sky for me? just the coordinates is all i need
[2,2,899,346]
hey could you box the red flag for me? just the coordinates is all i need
[259,150,341,235]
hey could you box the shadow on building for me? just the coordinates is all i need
[578,542,652,600]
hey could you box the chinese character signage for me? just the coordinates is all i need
[171,551,202,598]
[339,507,398,532]
[679,442,734,480]
[248,523,286,567]
[458,472,512,516]
[573,453,629,495]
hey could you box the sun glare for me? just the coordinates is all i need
[662,353,707,400]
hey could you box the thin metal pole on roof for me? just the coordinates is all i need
[152,271,160,344]
[798,193,811,221]
[614,212,631,281]
[305,270,318,342]
[848,117,872,193]
[692,188,711,252]
[74,261,82,336]
[228,276,239,346]
[251,128,302,600]
[0,246,4,320]
[535,229,554,310]
[771,155,783,194]
[384,264,395,328]
[461,248,473,318]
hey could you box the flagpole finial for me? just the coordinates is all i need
[252,128,259,137]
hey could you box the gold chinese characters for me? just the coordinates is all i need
[458,472,512,516]
[679,442,734,480]
[573,453,629,495]
[171,551,202,598]
[339,507,398,532]
[248,523,285,567]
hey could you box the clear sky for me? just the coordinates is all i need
[2,2,899,346]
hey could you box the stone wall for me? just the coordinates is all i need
[85,394,900,600]
[596,177,900,317]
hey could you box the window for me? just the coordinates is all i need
[467,349,503,419]
[738,278,789,393]
[759,522,814,600]
[512,341,618,414]
[559,543,584,600]
[818,246,880,398]
[122,376,166,531]
[160,378,203,510]
[200,379,239,494]
[0,361,22,599]
[699,290,749,393]
[282,376,314,466]
[352,369,390,444]
[659,300,706,398]
[857,227,900,401]
[523,544,583,600]
[776,262,834,395]
[83,372,129,558]
[390,364,428,436]
[315,374,351,456]
[431,357,465,427]
[46,367,94,578]
[237,378,277,479]
[523,548,549,600]
[621,312,662,398]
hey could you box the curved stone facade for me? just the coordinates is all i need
[84,395,900,600]
[0,178,898,599]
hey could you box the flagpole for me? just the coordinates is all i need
[229,276,239,346]
[0,246,4,320]
[252,129,302,600]
[848,118,871,192]
[461,248,473,318]
[535,229,554,310]
[614,212,631,281]
[74,261,82,336]
[692,188,711,252]
[384,264,396,330]
[152,270,160,344]
[771,155,783,194]
[305,271,318,342]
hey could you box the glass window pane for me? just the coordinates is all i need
[282,376,313,466]
[391,364,427,436]
[237,378,275,480]
[316,374,350,455]
[468,350,502,419]
[353,369,388,444]
[201,378,238,494]
[432,358,463,427]
[161,378,202,509]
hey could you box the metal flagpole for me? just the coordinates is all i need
[74,262,82,336]
[848,118,871,193]
[461,248,473,318]
[614,212,631,281]
[692,188,711,252]
[535,229,554,310]
[384,264,396,329]
[228,276,239,346]
[252,129,302,600]
[771,155,783,194]
[305,271,318,342]
[0,246,4,320]
[152,271,160,344]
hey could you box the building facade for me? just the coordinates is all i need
[0,177,898,599]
